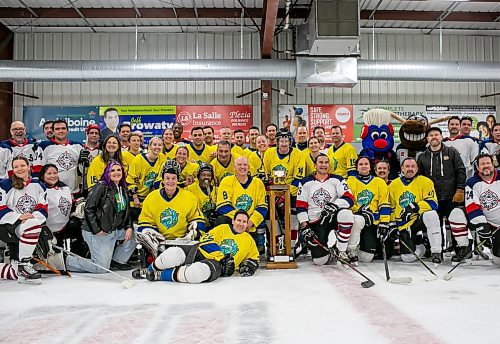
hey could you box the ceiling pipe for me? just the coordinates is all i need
[0,59,500,82]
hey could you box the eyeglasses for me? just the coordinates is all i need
[11,128,25,131]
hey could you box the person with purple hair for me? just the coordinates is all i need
[65,161,136,273]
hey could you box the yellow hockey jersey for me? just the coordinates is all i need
[138,188,205,238]
[388,175,438,230]
[216,175,268,231]
[153,160,199,189]
[327,142,357,178]
[210,153,239,186]
[186,182,217,228]
[186,143,215,165]
[127,152,166,202]
[248,151,266,177]
[263,147,305,196]
[199,224,259,268]
[162,144,178,160]
[231,144,245,157]
[347,175,391,224]
[86,153,133,189]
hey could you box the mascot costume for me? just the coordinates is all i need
[359,109,400,180]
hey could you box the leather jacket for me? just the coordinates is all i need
[84,181,132,235]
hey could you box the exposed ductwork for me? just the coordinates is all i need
[0,59,499,83]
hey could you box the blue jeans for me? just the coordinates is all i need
[66,229,136,273]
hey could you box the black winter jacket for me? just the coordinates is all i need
[417,145,466,201]
[83,181,132,234]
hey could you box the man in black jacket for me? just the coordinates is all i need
[417,127,466,255]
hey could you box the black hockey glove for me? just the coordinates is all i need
[207,210,219,227]
[378,222,398,242]
[321,202,340,224]
[276,196,285,212]
[220,254,235,277]
[78,149,91,168]
[300,224,319,247]
[358,205,375,227]
[399,202,419,224]
[473,223,493,248]
[239,259,259,277]
[35,226,54,260]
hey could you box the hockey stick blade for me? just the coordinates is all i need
[361,280,375,288]
[121,279,136,289]
[443,273,453,281]
[388,276,412,284]
[424,275,438,282]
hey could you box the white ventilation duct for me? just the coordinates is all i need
[0,59,499,83]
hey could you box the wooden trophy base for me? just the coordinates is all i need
[266,260,298,270]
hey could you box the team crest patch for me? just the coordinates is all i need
[399,191,416,209]
[56,151,76,170]
[144,171,157,188]
[15,193,36,214]
[220,238,239,257]
[479,189,500,211]
[311,187,332,207]
[220,171,233,182]
[357,189,374,206]
[331,157,338,172]
[272,164,287,174]
[58,196,71,216]
[235,194,253,211]
[160,208,179,229]
[202,200,216,216]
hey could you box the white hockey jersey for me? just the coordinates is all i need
[481,140,500,156]
[44,183,73,233]
[465,171,500,226]
[0,139,44,178]
[443,135,479,180]
[40,140,83,194]
[296,173,354,224]
[0,179,48,225]
[0,146,10,179]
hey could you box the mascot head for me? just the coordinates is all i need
[391,113,450,151]
[360,109,395,154]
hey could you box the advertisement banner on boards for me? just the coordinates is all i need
[353,105,427,143]
[176,106,253,141]
[99,106,176,143]
[23,106,100,142]
[425,105,496,140]
[278,105,309,138]
[308,105,354,143]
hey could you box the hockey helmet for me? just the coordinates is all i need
[197,163,214,178]
[276,128,293,146]
[162,159,181,178]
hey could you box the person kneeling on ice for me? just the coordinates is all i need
[387,157,442,264]
[135,159,206,258]
[65,161,136,273]
[133,210,259,283]
[448,154,500,266]
[296,154,355,265]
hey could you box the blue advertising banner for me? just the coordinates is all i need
[23,106,100,142]
[99,106,177,143]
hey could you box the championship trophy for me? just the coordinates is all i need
[266,170,297,269]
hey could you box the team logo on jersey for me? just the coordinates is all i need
[160,208,179,229]
[311,187,332,207]
[220,238,239,257]
[220,171,233,182]
[144,171,158,188]
[479,189,500,211]
[15,193,36,214]
[58,196,71,216]
[272,164,288,174]
[56,151,77,171]
[399,191,416,209]
[331,157,338,172]
[235,194,253,211]
[357,189,374,206]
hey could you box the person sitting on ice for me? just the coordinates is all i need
[296,154,355,265]
[0,156,47,284]
[132,210,259,283]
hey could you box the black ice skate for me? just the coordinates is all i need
[18,258,41,285]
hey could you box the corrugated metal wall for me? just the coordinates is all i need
[13,31,500,126]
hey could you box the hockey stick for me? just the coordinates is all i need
[33,257,61,276]
[314,239,375,288]
[53,244,136,289]
[398,239,438,281]
[381,239,412,284]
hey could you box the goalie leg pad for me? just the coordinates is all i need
[422,210,442,253]
[313,254,331,266]
[154,246,186,270]
[176,261,211,284]
[401,253,416,263]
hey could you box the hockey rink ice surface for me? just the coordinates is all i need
[0,257,498,344]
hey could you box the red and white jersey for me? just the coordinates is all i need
[0,179,48,225]
[0,139,43,177]
[444,135,479,179]
[44,183,73,233]
[465,171,500,226]
[83,144,101,163]
[40,139,83,194]
[296,173,354,224]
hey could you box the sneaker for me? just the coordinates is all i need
[451,246,471,266]
[347,250,359,266]
[18,258,41,285]
[431,252,442,264]
[146,269,162,282]
[110,260,132,271]
[132,268,149,279]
